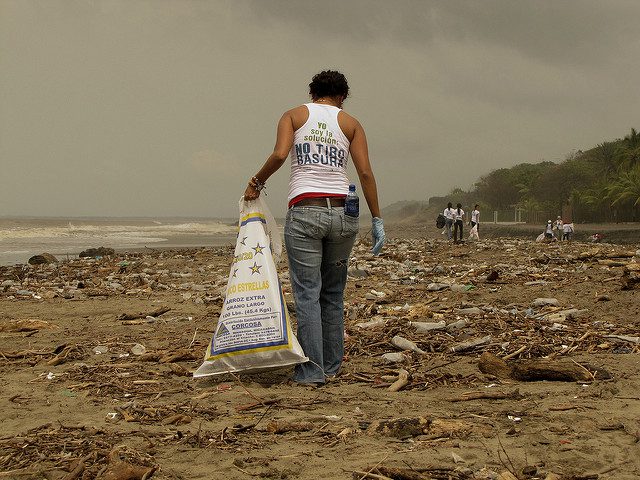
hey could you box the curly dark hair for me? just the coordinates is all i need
[308,70,349,100]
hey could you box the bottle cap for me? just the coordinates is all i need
[348,184,356,191]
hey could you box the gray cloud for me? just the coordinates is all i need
[1,0,639,217]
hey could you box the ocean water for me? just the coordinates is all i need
[0,217,238,266]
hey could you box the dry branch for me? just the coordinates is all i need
[118,306,171,321]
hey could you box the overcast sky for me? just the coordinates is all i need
[1,0,639,218]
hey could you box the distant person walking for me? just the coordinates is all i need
[562,221,574,241]
[470,204,480,232]
[443,202,455,241]
[469,204,480,240]
[553,216,563,240]
[453,203,465,243]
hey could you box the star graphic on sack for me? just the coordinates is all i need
[252,243,265,255]
[249,262,262,275]
[240,236,248,246]
[231,268,238,278]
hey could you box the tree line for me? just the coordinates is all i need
[443,128,640,223]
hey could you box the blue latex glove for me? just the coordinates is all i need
[371,217,385,255]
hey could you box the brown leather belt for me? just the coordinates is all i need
[291,197,346,208]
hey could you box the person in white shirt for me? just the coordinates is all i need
[470,204,480,231]
[453,203,465,243]
[243,70,384,386]
[544,220,554,240]
[562,221,574,241]
[554,216,563,240]
[443,202,455,240]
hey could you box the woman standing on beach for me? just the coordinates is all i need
[244,70,385,385]
[453,203,465,243]
[443,202,455,240]
[470,204,480,232]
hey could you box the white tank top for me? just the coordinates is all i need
[287,103,351,202]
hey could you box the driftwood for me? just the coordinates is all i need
[478,352,611,382]
[266,420,314,434]
[135,349,195,363]
[448,388,522,402]
[117,306,171,321]
[61,453,94,480]
[97,448,156,480]
[450,335,492,353]
[367,416,492,440]
[0,319,57,332]
[621,262,640,290]
[367,417,428,439]
[388,369,411,392]
[355,464,470,480]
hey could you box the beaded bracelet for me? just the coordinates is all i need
[251,176,266,192]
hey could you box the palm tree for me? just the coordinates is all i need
[610,166,640,208]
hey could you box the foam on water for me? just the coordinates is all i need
[0,218,237,265]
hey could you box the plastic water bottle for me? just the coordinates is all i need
[344,184,359,217]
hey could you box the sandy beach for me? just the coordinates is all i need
[1,225,639,479]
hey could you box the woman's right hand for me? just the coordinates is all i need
[244,182,260,201]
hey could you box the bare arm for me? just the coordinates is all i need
[244,111,294,200]
[349,120,381,218]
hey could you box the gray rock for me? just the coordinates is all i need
[28,253,58,265]
[79,247,115,258]
[348,266,369,278]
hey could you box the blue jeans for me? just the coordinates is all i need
[284,204,358,384]
[445,219,453,240]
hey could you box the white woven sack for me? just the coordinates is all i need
[194,196,308,377]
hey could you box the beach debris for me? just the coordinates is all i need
[448,388,522,402]
[0,319,57,332]
[604,334,640,344]
[27,253,58,265]
[266,420,315,434]
[99,447,157,480]
[130,343,146,355]
[381,352,405,364]
[621,261,640,290]
[354,465,471,480]
[446,319,468,331]
[531,297,559,307]
[1,237,640,478]
[409,320,446,332]
[451,335,492,353]
[391,335,425,354]
[387,368,411,392]
[355,317,386,329]
[367,416,428,439]
[455,306,482,315]
[79,247,115,258]
[118,306,171,321]
[478,352,611,382]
